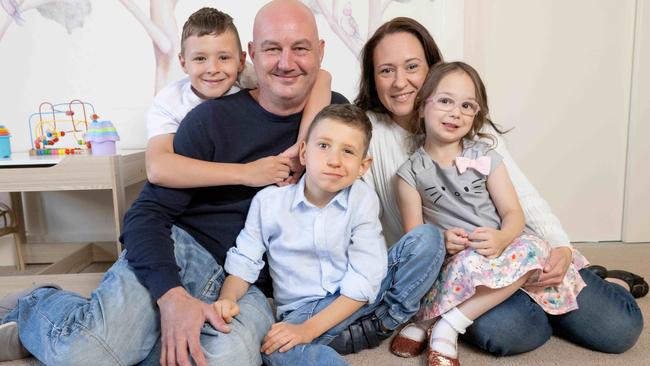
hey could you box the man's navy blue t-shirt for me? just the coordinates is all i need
[121,89,348,300]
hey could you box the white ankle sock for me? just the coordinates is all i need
[430,308,473,358]
[441,307,473,334]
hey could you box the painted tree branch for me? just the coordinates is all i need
[314,0,362,58]
[118,0,171,54]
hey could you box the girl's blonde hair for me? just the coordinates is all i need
[408,61,506,150]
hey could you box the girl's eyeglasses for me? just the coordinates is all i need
[425,94,480,116]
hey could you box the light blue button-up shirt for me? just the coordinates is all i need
[225,177,388,317]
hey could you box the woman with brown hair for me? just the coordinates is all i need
[356,16,644,363]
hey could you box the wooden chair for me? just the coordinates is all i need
[0,202,23,270]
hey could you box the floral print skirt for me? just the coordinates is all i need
[416,234,589,320]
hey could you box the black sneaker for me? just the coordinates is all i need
[607,270,649,298]
[584,266,648,298]
[328,315,393,355]
[585,265,608,279]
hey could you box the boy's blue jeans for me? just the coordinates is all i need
[263,224,446,366]
[2,226,274,366]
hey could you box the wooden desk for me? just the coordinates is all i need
[0,150,146,271]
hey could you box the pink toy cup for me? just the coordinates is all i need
[91,141,117,156]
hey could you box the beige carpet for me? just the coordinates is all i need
[1,243,648,365]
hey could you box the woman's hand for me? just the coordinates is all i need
[261,322,316,354]
[444,228,469,255]
[467,227,510,259]
[529,247,572,288]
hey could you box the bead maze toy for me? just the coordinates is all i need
[28,99,97,156]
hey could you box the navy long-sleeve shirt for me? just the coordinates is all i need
[120,89,348,300]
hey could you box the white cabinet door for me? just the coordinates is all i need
[623,0,650,243]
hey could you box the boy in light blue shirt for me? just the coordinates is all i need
[214,104,444,365]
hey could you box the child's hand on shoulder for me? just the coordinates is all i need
[212,299,240,323]
[261,321,316,354]
[243,156,292,186]
[444,228,469,255]
[278,143,305,186]
[467,227,509,259]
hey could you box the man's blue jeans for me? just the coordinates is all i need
[2,226,274,366]
[263,224,445,366]
[461,268,644,355]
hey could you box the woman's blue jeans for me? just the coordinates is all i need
[2,226,274,366]
[461,268,644,355]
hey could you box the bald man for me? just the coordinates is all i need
[0,1,346,366]
[249,0,325,114]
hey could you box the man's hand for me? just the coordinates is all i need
[212,299,240,323]
[261,322,315,354]
[278,143,305,186]
[157,287,230,366]
[467,227,509,259]
[529,247,572,288]
[444,228,469,255]
[243,156,291,187]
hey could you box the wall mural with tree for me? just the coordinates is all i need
[0,0,459,149]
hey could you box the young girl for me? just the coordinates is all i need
[395,61,589,366]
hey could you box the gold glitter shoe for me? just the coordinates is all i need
[390,323,427,358]
[426,338,460,366]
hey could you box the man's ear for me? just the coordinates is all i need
[239,51,247,73]
[318,39,325,64]
[248,41,255,61]
[358,155,373,177]
[299,140,307,166]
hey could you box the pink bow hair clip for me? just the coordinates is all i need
[455,156,491,175]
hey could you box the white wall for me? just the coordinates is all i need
[0,0,462,265]
[464,0,638,242]
[0,0,462,153]
[2,1,648,268]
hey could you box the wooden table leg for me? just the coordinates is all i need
[10,192,26,271]
[110,157,126,256]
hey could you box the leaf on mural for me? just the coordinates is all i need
[36,0,92,34]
